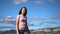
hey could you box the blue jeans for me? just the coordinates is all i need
[19,30,29,34]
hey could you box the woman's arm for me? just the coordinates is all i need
[16,17,19,34]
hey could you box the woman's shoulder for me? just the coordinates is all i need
[17,15,20,18]
[17,15,27,18]
[17,15,19,17]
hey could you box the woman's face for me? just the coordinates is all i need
[21,8,26,15]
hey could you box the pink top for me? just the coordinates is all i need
[17,15,27,30]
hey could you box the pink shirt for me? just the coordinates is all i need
[17,15,27,30]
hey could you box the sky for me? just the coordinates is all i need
[0,0,60,31]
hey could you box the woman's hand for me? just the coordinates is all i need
[28,31,30,34]
[17,33,19,34]
[17,32,19,34]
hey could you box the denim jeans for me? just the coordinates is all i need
[19,30,29,34]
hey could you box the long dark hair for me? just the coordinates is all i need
[18,7,27,16]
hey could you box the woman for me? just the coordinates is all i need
[16,7,30,34]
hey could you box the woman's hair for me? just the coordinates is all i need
[18,7,27,16]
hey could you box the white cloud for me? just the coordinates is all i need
[0,18,4,22]
[0,16,16,24]
[0,26,15,29]
[12,0,28,5]
[4,19,16,24]
[34,0,44,4]
[27,22,34,26]
[48,0,55,3]
[6,16,13,19]
[34,0,56,4]
[28,16,46,21]
[49,12,60,20]
[39,21,57,26]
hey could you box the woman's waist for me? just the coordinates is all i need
[19,29,28,31]
[19,21,27,25]
[19,23,27,26]
[18,27,28,30]
[19,26,27,30]
[19,25,26,28]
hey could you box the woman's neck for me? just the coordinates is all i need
[20,14,25,17]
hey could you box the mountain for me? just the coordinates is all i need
[0,27,60,34]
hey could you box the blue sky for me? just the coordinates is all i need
[0,0,60,31]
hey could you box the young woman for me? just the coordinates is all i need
[16,7,30,34]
